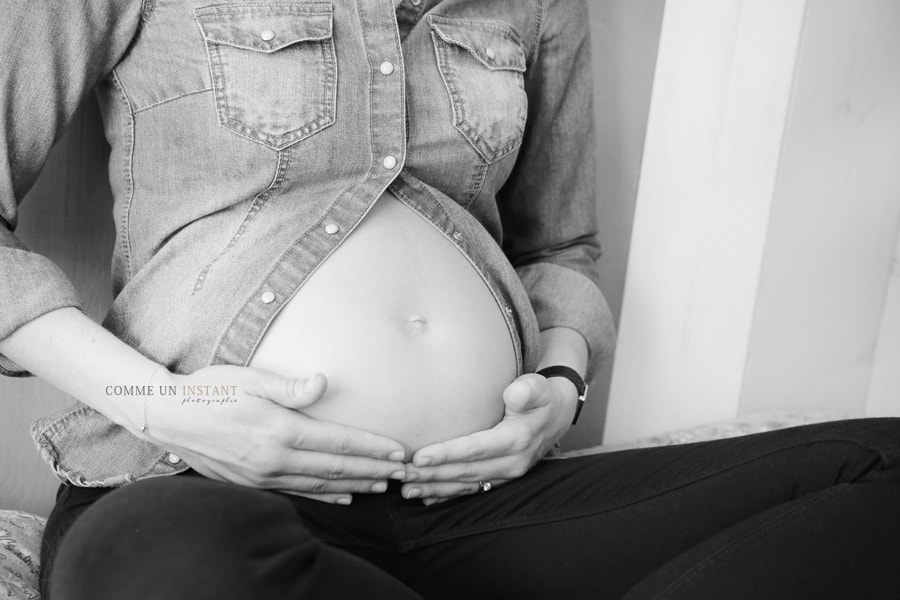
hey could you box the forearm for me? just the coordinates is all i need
[537,326,588,375]
[536,326,588,425]
[0,306,162,434]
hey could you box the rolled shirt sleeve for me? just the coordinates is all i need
[0,1,144,375]
[499,0,616,382]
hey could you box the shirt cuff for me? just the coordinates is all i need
[516,262,616,382]
[0,247,84,377]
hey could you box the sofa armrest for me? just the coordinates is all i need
[0,509,46,600]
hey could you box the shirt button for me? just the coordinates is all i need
[260,29,275,42]
[380,61,395,76]
[485,47,496,61]
[166,453,182,464]
[383,155,398,170]
[324,223,340,235]
[260,291,276,304]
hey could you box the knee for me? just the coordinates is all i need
[49,475,318,600]
[822,418,900,473]
[794,417,900,485]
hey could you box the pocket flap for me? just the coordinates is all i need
[196,4,333,53]
[430,17,526,72]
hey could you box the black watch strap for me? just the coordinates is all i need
[535,366,588,425]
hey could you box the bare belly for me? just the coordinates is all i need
[247,191,517,453]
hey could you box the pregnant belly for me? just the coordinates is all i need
[247,191,517,453]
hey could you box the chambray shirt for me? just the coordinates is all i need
[0,0,614,487]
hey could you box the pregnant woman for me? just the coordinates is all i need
[2,1,899,599]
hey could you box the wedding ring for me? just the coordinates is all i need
[478,480,493,494]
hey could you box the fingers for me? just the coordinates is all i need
[268,474,392,496]
[185,452,399,503]
[253,371,329,410]
[255,373,408,462]
[233,368,408,460]
[503,374,551,413]
[411,422,523,467]
[278,491,354,506]
[401,479,509,504]
[403,455,516,484]
[401,480,481,500]
[279,450,406,483]
[399,380,559,504]
[171,366,414,503]
[285,418,407,462]
[402,453,526,504]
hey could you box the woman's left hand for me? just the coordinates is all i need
[401,373,578,504]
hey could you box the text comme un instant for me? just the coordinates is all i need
[105,385,238,396]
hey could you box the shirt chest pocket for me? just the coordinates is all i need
[429,17,528,164]
[194,3,336,150]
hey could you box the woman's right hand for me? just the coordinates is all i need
[139,364,408,505]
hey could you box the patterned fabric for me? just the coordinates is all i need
[0,510,45,600]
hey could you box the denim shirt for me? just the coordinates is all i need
[0,0,614,487]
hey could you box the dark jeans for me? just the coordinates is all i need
[41,418,900,599]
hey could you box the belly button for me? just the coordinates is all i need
[406,317,428,335]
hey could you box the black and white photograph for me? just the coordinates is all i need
[1,0,899,598]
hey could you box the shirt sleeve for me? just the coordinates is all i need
[498,0,616,382]
[0,1,144,376]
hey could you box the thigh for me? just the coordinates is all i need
[40,483,113,598]
[45,471,421,600]
[388,418,900,600]
[622,483,900,600]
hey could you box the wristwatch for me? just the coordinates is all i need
[535,366,588,425]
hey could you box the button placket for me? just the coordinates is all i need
[363,2,405,195]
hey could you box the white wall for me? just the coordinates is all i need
[740,0,900,416]
[867,232,900,416]
[605,0,900,443]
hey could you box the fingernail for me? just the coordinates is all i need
[304,375,318,392]
[390,470,406,480]
[405,487,421,499]
[389,450,405,462]
[415,457,432,467]
[335,497,352,506]
[423,499,436,507]
[403,472,418,482]
[371,482,388,493]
